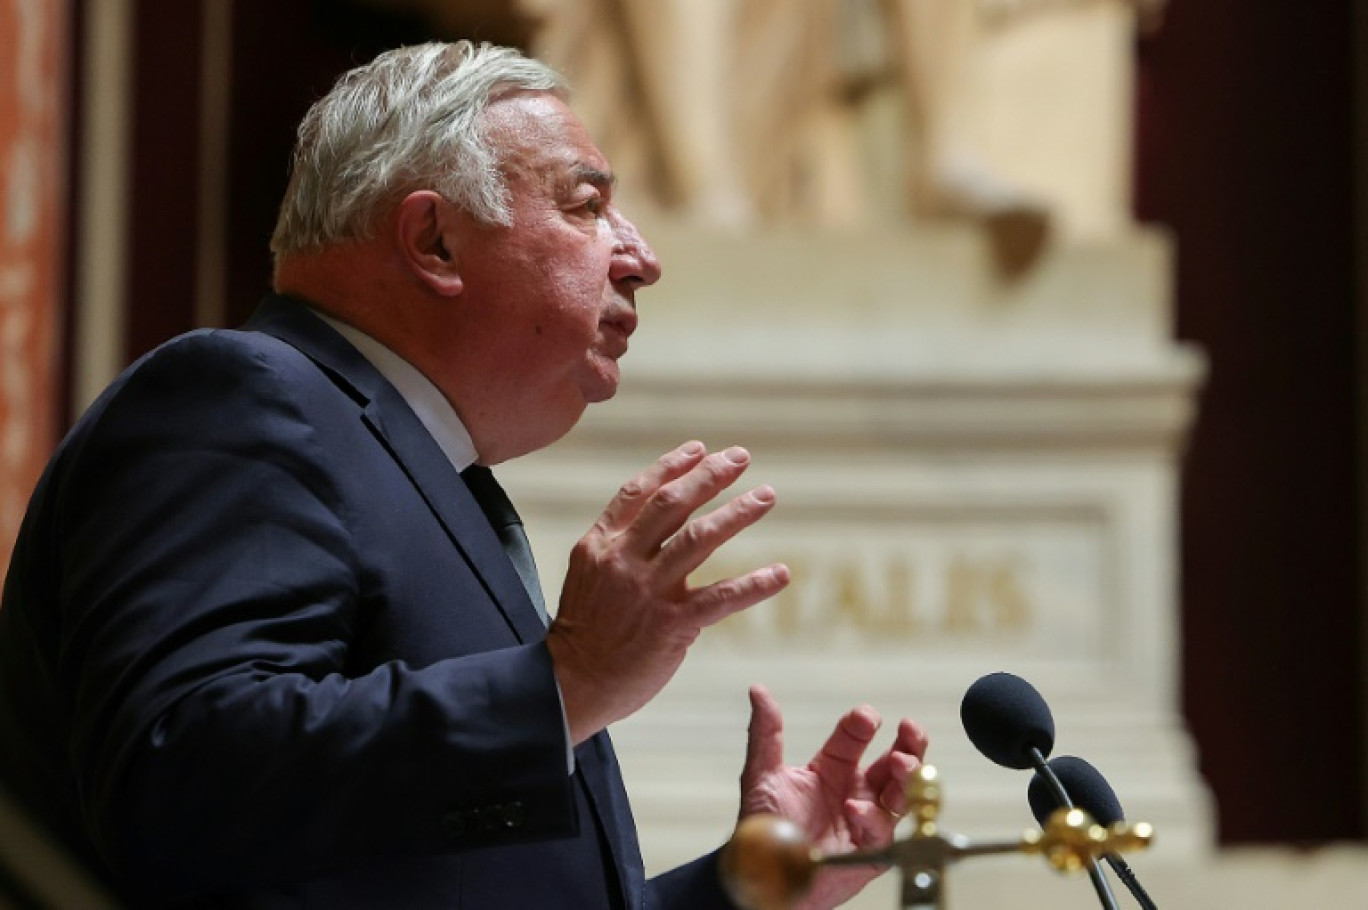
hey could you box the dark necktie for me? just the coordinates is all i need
[460,465,549,626]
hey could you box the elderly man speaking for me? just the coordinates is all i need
[0,42,927,909]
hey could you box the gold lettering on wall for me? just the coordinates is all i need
[944,556,1031,634]
[709,549,1035,643]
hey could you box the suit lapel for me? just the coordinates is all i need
[245,295,546,644]
[247,296,640,905]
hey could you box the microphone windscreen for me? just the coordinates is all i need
[1029,756,1125,826]
[960,672,1055,769]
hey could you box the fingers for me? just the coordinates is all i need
[870,751,920,819]
[595,441,707,534]
[844,718,929,847]
[654,484,777,581]
[740,684,785,793]
[810,704,882,777]
[864,719,929,779]
[592,442,786,629]
[622,446,757,556]
[596,444,776,573]
[687,561,791,627]
[864,718,930,816]
[845,797,897,847]
[897,718,930,762]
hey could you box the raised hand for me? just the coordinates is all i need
[738,685,929,910]
[546,442,790,743]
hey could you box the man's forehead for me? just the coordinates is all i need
[485,93,612,183]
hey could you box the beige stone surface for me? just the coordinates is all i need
[501,222,1214,899]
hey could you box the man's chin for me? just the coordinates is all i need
[582,362,621,403]
[585,383,619,404]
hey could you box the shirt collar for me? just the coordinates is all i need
[312,310,479,473]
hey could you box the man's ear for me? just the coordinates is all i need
[395,190,464,297]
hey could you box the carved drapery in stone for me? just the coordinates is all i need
[524,0,1161,252]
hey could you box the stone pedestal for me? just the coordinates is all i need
[500,220,1214,907]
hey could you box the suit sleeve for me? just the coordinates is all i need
[649,850,740,909]
[53,333,574,900]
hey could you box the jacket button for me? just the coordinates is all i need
[499,801,526,829]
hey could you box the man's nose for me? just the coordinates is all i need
[609,211,662,287]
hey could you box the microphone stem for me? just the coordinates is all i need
[1106,854,1160,910]
[1029,746,1074,812]
[1084,857,1120,910]
[1029,748,1119,910]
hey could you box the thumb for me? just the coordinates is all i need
[741,684,784,792]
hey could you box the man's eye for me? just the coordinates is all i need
[582,197,605,216]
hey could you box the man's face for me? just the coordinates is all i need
[445,92,661,458]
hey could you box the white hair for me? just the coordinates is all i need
[270,41,566,258]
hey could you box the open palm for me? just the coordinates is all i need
[738,685,929,910]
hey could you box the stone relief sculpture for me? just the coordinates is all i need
[521,0,1168,277]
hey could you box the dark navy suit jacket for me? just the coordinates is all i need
[0,296,734,908]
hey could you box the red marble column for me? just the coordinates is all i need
[0,0,67,569]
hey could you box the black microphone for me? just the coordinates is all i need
[960,672,1079,814]
[960,671,1056,770]
[1029,757,1159,910]
[961,673,1119,910]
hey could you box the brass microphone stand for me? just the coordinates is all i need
[719,764,1153,910]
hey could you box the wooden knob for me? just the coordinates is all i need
[719,815,817,910]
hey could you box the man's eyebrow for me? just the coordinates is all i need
[572,165,616,189]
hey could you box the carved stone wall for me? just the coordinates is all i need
[0,0,66,569]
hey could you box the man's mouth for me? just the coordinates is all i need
[600,308,637,357]
[599,330,630,360]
